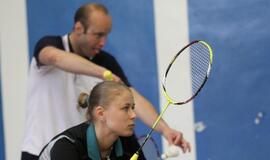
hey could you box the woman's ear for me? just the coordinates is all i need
[94,106,105,122]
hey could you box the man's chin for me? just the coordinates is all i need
[93,49,101,55]
[87,52,98,58]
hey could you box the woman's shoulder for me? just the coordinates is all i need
[63,122,89,141]
[40,122,90,160]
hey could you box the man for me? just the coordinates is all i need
[22,3,190,160]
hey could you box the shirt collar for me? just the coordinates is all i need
[86,124,123,159]
[66,33,95,60]
[67,34,74,53]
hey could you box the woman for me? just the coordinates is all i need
[38,81,145,160]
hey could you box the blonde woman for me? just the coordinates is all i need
[39,81,145,160]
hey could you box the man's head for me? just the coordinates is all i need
[71,3,112,57]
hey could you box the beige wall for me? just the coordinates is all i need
[154,0,196,160]
[0,0,29,159]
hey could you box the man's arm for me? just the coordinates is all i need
[130,88,167,132]
[130,88,191,153]
[38,46,121,81]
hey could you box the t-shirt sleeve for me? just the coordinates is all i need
[50,138,80,160]
[109,56,131,87]
[33,36,63,66]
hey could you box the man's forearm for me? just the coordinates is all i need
[39,46,107,78]
[130,87,170,133]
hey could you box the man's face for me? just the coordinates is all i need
[77,11,112,57]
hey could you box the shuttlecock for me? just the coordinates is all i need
[161,145,179,159]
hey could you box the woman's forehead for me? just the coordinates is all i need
[108,90,133,104]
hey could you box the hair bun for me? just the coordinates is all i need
[78,92,89,108]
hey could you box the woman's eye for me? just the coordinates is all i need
[124,107,129,111]
[122,104,135,112]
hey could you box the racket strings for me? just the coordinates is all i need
[190,43,211,94]
[190,59,209,91]
[163,41,211,103]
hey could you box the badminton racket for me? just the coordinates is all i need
[130,40,213,160]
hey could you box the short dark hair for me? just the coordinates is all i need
[74,3,109,31]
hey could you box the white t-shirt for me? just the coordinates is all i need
[22,35,101,155]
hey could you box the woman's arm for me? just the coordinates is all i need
[50,138,81,160]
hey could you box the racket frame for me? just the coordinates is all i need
[162,40,213,105]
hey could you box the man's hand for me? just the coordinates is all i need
[162,127,191,153]
[102,70,122,83]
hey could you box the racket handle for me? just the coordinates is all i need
[130,153,139,160]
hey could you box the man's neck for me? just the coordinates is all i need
[68,33,80,55]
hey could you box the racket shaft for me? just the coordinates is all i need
[131,102,171,160]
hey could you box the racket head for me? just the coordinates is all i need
[138,135,161,160]
[162,40,213,105]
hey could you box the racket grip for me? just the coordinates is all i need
[130,153,139,160]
